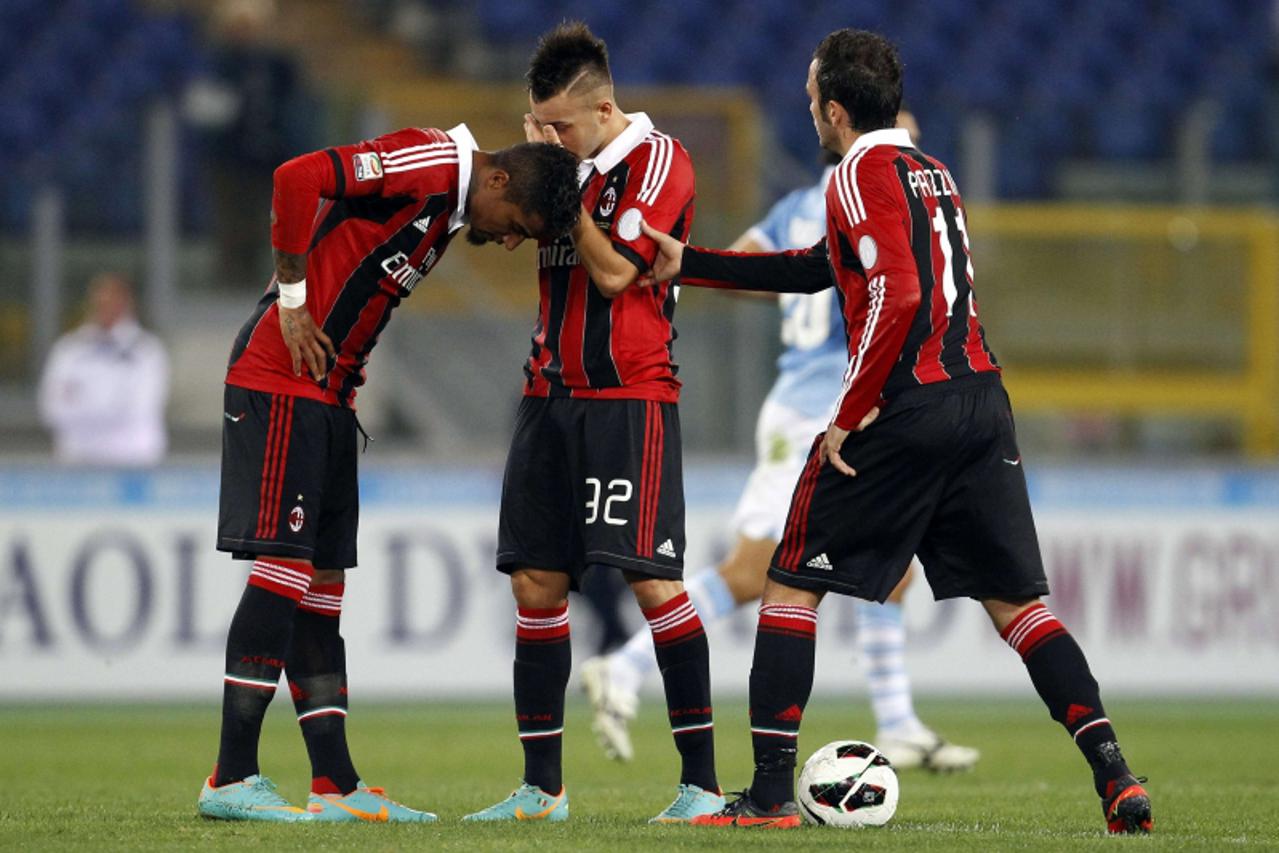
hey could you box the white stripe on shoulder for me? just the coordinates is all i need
[381,146,457,168]
[381,140,454,164]
[382,156,459,175]
[637,136,662,203]
[640,133,674,204]
[834,160,857,227]
[848,147,871,221]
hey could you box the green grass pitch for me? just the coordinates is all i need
[2,697,1276,850]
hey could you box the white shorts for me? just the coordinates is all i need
[729,397,831,542]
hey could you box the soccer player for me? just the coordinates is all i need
[581,110,979,774]
[638,29,1153,834]
[197,124,580,822]
[463,22,723,825]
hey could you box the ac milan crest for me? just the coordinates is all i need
[599,186,617,217]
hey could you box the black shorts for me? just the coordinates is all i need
[770,373,1049,603]
[217,384,359,569]
[497,396,685,584]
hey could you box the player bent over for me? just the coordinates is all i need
[640,30,1151,834]
[198,125,580,822]
[463,23,722,825]
[582,112,978,774]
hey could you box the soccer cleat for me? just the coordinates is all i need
[307,781,437,822]
[877,728,980,772]
[461,783,569,822]
[580,656,638,762]
[689,789,801,829]
[649,784,726,824]
[197,774,311,822]
[1103,775,1153,834]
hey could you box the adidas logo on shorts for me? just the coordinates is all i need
[657,539,677,558]
[806,553,834,570]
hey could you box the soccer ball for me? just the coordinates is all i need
[797,740,899,827]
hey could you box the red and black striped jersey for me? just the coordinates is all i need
[524,113,694,402]
[679,127,998,430]
[226,124,476,408]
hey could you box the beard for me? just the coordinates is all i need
[465,228,488,246]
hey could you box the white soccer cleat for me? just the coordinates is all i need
[580,656,638,762]
[877,728,980,772]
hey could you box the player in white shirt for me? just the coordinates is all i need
[583,112,979,773]
[37,273,169,466]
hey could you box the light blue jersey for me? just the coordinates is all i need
[745,166,846,419]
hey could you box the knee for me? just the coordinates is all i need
[510,569,569,609]
[982,596,1040,633]
[627,576,684,610]
[312,568,345,585]
[761,578,822,608]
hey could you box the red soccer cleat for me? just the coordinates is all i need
[690,789,801,829]
[1102,775,1153,834]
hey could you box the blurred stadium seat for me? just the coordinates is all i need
[0,0,206,233]
[3,0,1271,228]
[422,0,1275,195]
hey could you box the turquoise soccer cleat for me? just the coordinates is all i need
[650,783,726,824]
[306,781,437,822]
[461,783,569,822]
[197,774,312,822]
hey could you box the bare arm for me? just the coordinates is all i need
[273,247,334,382]
[571,212,642,297]
[523,114,640,298]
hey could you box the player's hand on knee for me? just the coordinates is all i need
[278,305,335,381]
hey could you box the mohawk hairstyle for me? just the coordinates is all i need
[526,20,612,103]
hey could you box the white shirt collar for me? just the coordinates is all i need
[576,112,655,184]
[842,127,913,161]
[446,123,479,233]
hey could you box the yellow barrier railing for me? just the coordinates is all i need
[967,205,1279,457]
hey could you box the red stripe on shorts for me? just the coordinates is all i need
[779,440,823,569]
[256,395,282,538]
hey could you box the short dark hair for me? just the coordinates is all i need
[526,21,612,103]
[491,142,582,239]
[813,29,903,133]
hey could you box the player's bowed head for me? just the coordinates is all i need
[464,142,582,251]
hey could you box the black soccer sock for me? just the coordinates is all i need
[748,603,818,809]
[287,581,360,795]
[214,558,313,786]
[514,604,571,794]
[1002,602,1132,795]
[644,591,717,791]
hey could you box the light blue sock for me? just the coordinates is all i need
[855,601,925,738]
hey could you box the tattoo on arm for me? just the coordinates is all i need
[274,250,307,283]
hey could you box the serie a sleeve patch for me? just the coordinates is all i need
[353,152,383,181]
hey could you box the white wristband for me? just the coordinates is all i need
[278,279,306,309]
